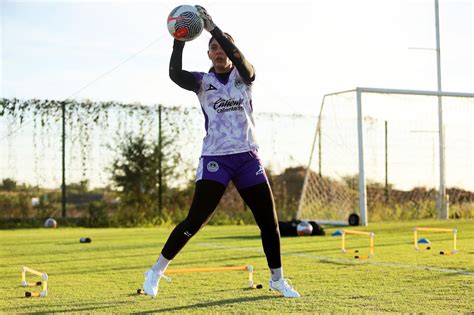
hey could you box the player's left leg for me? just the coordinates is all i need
[238,182,300,298]
[234,151,300,298]
[238,181,281,268]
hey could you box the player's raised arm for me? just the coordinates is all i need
[169,40,198,91]
[196,5,255,84]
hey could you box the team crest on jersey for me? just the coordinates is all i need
[207,161,219,172]
[234,79,243,89]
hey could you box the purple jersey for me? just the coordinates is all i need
[193,68,259,156]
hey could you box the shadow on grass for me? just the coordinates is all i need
[170,254,265,267]
[1,300,132,314]
[131,295,280,313]
[316,259,359,267]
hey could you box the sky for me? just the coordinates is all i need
[1,0,473,115]
[1,0,473,191]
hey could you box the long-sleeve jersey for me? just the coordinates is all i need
[169,27,259,156]
[169,27,255,90]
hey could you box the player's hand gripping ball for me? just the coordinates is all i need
[195,5,216,32]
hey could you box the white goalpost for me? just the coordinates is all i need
[297,87,474,226]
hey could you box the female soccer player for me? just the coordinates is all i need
[143,5,300,298]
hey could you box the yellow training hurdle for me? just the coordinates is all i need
[165,265,255,288]
[137,265,257,295]
[21,266,48,297]
[341,229,375,259]
[414,227,457,255]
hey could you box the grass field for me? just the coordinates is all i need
[1,219,473,313]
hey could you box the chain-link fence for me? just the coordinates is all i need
[0,99,314,226]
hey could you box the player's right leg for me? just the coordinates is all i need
[143,179,226,297]
[161,179,226,259]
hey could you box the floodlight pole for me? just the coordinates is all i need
[434,0,448,219]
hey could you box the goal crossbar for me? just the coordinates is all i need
[326,87,474,98]
[297,87,474,226]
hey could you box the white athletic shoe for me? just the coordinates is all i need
[269,278,301,298]
[143,269,171,298]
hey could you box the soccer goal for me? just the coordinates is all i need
[297,87,474,226]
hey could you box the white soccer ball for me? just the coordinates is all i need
[296,221,313,236]
[44,218,57,228]
[167,5,204,42]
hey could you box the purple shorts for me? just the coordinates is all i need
[196,150,268,190]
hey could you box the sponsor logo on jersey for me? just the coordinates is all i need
[213,98,244,113]
[207,161,219,172]
[205,84,217,91]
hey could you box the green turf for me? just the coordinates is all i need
[1,219,473,313]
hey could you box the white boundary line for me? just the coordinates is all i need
[196,242,474,276]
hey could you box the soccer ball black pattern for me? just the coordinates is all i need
[167,5,204,42]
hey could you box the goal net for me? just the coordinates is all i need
[297,88,474,226]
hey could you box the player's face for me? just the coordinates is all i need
[208,39,232,73]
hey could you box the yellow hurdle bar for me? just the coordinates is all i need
[343,229,373,236]
[166,266,249,274]
[22,266,44,278]
[415,227,454,232]
[166,265,254,288]
[25,292,41,297]
[21,266,48,297]
[414,227,457,254]
[24,281,42,287]
[341,230,375,258]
